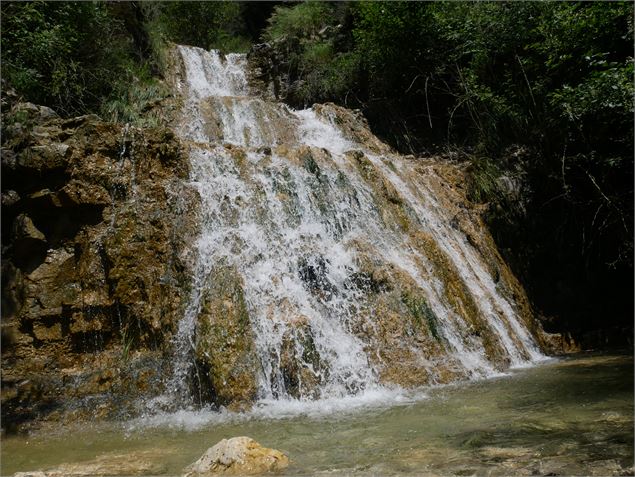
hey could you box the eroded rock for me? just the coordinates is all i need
[184,437,289,476]
[1,106,198,431]
[195,267,258,410]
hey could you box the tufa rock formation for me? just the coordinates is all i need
[1,102,199,431]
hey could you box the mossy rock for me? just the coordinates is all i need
[195,266,259,409]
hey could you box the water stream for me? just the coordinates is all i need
[2,354,632,476]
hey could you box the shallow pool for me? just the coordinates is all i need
[2,353,633,476]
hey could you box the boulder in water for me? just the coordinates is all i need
[184,437,289,476]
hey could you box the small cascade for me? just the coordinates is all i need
[167,45,546,408]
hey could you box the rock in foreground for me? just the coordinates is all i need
[184,437,289,476]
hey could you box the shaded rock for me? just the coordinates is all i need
[13,214,46,242]
[11,214,48,272]
[2,189,20,208]
[11,102,58,123]
[18,143,71,171]
[537,328,580,355]
[184,437,289,476]
[2,147,17,169]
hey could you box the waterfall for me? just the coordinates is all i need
[166,45,545,408]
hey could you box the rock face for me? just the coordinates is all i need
[1,102,198,431]
[184,437,290,476]
[194,267,259,410]
[2,44,558,426]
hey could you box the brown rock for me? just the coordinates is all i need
[195,267,258,409]
[17,143,70,171]
[184,437,289,476]
[13,214,46,242]
[1,108,196,430]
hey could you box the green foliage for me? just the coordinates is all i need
[264,2,332,42]
[263,2,360,106]
[2,1,631,332]
[1,1,252,121]
[1,1,135,116]
[120,324,135,363]
[144,2,251,53]
[466,156,503,205]
[263,1,632,330]
[100,63,168,127]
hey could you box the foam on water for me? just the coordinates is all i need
[132,386,425,431]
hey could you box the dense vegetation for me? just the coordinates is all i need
[1,1,632,343]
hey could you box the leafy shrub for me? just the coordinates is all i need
[143,2,251,53]
[263,2,361,107]
[1,1,135,116]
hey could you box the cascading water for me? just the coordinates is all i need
[166,45,546,409]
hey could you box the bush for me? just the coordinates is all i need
[143,2,251,53]
[263,2,360,106]
[1,1,135,116]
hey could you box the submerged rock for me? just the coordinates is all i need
[13,450,168,476]
[184,437,289,476]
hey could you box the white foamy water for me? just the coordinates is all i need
[162,46,546,413]
[133,386,424,431]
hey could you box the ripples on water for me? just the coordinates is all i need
[3,354,633,476]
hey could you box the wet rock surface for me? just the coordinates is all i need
[169,45,555,406]
[1,103,198,432]
[3,45,561,426]
[194,267,259,410]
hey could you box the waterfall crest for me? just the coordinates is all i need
[167,45,546,408]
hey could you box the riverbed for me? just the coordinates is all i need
[2,353,633,476]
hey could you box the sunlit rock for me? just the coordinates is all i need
[1,105,197,429]
[194,267,259,410]
[183,437,289,476]
[168,45,551,410]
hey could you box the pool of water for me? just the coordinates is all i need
[2,353,633,476]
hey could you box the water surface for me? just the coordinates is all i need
[2,353,633,476]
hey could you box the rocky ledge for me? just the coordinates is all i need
[1,102,199,432]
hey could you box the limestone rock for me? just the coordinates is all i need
[11,214,48,273]
[195,267,258,410]
[314,103,392,154]
[12,214,46,242]
[1,105,197,431]
[57,179,110,206]
[184,437,289,476]
[18,143,71,171]
[10,102,58,124]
